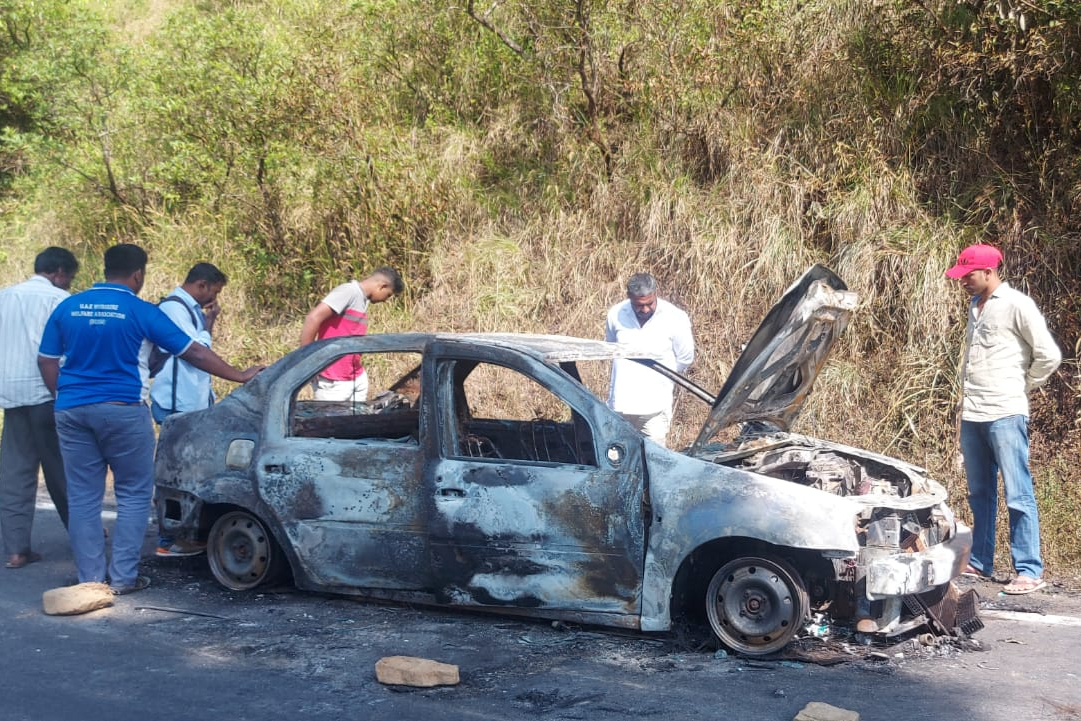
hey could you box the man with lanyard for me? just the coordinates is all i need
[0,247,78,569]
[149,262,228,557]
[605,272,695,447]
[38,244,262,594]
[299,266,404,402]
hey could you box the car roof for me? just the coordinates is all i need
[263,332,665,386]
[446,333,666,362]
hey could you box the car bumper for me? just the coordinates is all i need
[865,522,973,599]
[156,487,204,539]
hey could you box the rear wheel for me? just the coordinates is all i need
[705,556,809,656]
[207,510,287,591]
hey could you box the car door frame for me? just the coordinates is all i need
[420,339,650,626]
[255,335,430,592]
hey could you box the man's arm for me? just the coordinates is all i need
[1018,301,1062,391]
[300,302,337,346]
[604,304,620,343]
[672,313,695,373]
[179,344,262,383]
[37,356,60,395]
[161,298,210,347]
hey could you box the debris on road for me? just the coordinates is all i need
[42,582,113,616]
[375,655,460,687]
[134,604,230,619]
[794,701,860,721]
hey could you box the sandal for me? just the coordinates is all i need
[961,564,989,579]
[1002,576,1047,595]
[109,575,151,596]
[5,551,42,569]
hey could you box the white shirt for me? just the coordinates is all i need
[321,280,370,317]
[961,282,1061,422]
[606,298,695,415]
[0,275,70,408]
[149,286,214,412]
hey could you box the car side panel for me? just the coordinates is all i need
[258,437,428,590]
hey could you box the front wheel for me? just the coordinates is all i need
[207,510,288,591]
[705,556,809,656]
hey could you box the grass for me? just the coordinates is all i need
[2,0,1078,578]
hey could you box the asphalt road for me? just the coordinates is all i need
[2,493,1080,721]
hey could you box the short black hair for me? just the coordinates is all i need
[34,247,79,275]
[103,243,148,279]
[185,262,227,285]
[373,266,405,295]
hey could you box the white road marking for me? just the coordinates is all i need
[981,609,1081,627]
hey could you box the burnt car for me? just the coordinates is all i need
[154,265,977,656]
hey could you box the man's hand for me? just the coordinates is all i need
[180,344,263,384]
[203,299,222,333]
[238,365,265,383]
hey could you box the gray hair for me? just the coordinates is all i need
[626,272,657,298]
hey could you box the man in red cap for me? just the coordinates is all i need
[945,243,1061,594]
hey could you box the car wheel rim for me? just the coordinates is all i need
[208,511,273,591]
[705,556,808,656]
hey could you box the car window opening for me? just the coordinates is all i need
[447,359,597,467]
[290,354,422,442]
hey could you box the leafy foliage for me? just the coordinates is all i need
[2,0,1080,571]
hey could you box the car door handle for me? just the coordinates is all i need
[439,487,465,497]
[264,463,288,474]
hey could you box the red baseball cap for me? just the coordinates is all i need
[945,244,1003,279]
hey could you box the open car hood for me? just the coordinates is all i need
[690,265,858,453]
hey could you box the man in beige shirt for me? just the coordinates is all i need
[946,244,1061,595]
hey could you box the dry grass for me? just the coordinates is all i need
[3,0,1079,577]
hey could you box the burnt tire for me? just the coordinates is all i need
[207,510,287,591]
[705,555,809,656]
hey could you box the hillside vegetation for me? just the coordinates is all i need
[2,0,1079,575]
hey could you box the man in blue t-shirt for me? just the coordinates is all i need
[37,243,263,595]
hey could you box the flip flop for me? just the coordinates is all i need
[1002,576,1047,595]
[5,551,42,569]
[961,564,989,579]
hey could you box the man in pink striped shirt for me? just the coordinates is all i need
[299,267,404,402]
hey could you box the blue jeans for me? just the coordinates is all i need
[55,403,156,587]
[960,415,1043,579]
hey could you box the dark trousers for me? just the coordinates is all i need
[0,402,69,556]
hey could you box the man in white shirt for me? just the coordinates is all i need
[0,247,78,569]
[606,272,695,447]
[149,263,226,423]
[149,262,228,558]
[946,244,1061,595]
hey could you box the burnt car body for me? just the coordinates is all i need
[154,265,977,655]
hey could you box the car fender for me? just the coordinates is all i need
[638,454,861,630]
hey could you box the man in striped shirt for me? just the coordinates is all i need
[0,247,79,569]
[299,267,404,402]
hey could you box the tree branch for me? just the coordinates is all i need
[465,0,525,57]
